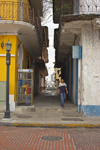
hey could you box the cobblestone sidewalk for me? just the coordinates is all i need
[0,127,100,150]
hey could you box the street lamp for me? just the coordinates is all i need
[4,40,12,118]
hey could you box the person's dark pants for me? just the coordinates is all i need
[60,93,66,106]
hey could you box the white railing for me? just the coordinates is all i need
[79,0,100,14]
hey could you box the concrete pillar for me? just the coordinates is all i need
[73,59,76,103]
[78,59,82,113]
[81,24,100,116]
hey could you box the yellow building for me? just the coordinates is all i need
[54,68,61,87]
[0,0,46,111]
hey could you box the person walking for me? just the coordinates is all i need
[58,79,68,108]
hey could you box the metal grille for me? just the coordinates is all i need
[17,69,33,106]
[41,136,63,141]
[61,118,83,121]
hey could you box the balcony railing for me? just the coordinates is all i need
[0,1,42,47]
[0,2,29,22]
[79,0,100,14]
[62,0,100,15]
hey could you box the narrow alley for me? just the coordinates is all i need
[1,88,100,127]
[5,88,80,124]
[34,88,77,110]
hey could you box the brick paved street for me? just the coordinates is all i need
[0,127,100,150]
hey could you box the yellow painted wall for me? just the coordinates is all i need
[23,46,29,69]
[23,0,30,5]
[30,56,33,68]
[0,35,32,102]
[0,35,17,85]
[22,44,33,69]
[54,68,61,87]
[0,35,20,101]
[55,68,61,81]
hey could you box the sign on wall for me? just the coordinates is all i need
[72,46,82,59]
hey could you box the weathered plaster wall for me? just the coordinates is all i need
[82,24,100,105]
[81,24,100,116]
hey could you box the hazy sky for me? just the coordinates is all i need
[42,10,58,81]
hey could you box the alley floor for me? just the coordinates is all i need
[0,126,100,150]
[0,88,100,127]
[33,88,77,109]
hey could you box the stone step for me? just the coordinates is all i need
[15,106,81,117]
[63,112,82,117]
[34,107,78,113]
[15,106,35,113]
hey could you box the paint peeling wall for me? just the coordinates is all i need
[82,24,100,106]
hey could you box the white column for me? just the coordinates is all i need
[78,59,82,112]
[73,59,76,103]
[81,24,100,116]
[9,95,15,112]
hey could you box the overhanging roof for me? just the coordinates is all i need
[0,20,41,57]
[55,13,100,63]
[61,14,100,22]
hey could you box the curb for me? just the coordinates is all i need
[12,123,100,128]
[1,122,100,128]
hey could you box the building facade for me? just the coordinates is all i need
[51,74,54,82]
[0,0,48,111]
[53,0,100,116]
[54,68,61,87]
